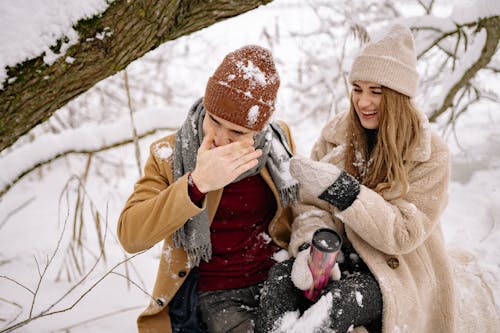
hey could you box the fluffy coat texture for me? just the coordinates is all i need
[290,110,457,333]
[117,122,295,333]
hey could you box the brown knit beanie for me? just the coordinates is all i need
[348,24,419,97]
[203,45,280,131]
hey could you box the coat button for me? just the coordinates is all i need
[387,257,399,269]
[178,270,187,277]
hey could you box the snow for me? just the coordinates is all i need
[0,107,184,194]
[430,29,487,111]
[451,0,500,24]
[248,105,261,127]
[152,142,173,161]
[355,291,363,307]
[0,1,499,332]
[274,293,333,332]
[0,0,110,89]
[238,60,268,87]
[273,249,290,263]
[259,232,273,244]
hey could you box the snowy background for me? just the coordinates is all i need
[1,0,499,332]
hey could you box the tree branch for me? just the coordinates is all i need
[429,16,500,122]
[123,70,143,177]
[0,0,273,152]
[0,126,175,199]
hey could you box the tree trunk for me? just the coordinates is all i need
[0,0,273,152]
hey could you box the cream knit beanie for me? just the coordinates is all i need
[348,23,419,97]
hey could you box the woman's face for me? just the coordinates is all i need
[352,80,383,129]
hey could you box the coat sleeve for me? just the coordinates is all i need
[117,137,205,253]
[289,129,342,257]
[336,134,450,255]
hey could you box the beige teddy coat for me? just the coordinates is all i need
[290,111,456,333]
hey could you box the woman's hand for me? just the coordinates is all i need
[291,246,341,291]
[290,155,360,211]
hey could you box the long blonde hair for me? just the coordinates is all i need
[344,87,421,195]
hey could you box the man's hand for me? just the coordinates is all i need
[190,130,263,193]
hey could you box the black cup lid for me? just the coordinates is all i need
[312,228,342,252]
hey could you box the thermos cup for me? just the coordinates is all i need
[304,228,342,301]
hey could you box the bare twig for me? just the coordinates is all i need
[0,196,149,333]
[0,251,147,333]
[111,271,156,302]
[0,297,23,327]
[0,126,176,199]
[0,196,36,230]
[28,199,71,318]
[51,305,144,332]
[0,276,34,295]
[416,0,434,14]
[124,70,143,177]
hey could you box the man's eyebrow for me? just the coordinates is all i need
[210,113,248,135]
[230,128,247,135]
[208,114,220,124]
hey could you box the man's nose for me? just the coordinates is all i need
[214,130,232,146]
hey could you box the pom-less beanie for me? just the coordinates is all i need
[348,24,419,97]
[203,45,280,131]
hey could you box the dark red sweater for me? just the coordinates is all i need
[188,174,278,292]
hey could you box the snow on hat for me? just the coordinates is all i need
[348,23,419,97]
[203,45,280,131]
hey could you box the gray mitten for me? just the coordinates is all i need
[291,246,341,291]
[290,155,360,211]
[291,248,314,291]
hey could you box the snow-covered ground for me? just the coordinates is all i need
[1,1,499,332]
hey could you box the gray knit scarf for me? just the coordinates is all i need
[172,98,299,266]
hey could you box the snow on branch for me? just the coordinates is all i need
[0,108,183,198]
[0,0,274,152]
[405,6,499,124]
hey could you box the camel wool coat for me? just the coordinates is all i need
[290,111,456,333]
[117,122,295,333]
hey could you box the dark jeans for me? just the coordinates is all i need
[255,247,382,333]
[198,284,262,333]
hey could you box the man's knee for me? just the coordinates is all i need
[268,258,293,279]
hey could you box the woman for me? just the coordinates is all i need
[256,24,456,333]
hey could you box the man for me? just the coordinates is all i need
[117,45,298,333]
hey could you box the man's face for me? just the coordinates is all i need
[202,112,257,148]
